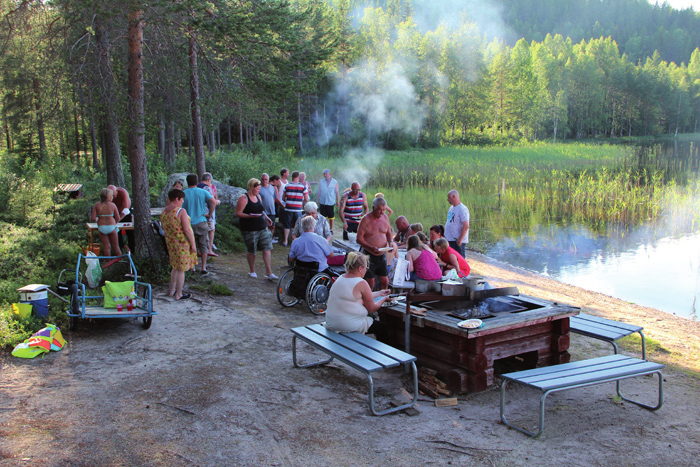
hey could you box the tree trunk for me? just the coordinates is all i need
[96,20,125,188]
[3,111,11,150]
[73,91,81,157]
[165,120,175,168]
[127,5,160,264]
[297,93,303,152]
[158,116,165,159]
[176,127,181,155]
[188,32,206,178]
[33,78,47,161]
[227,115,232,149]
[239,108,243,146]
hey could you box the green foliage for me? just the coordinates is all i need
[213,206,246,253]
[202,148,296,188]
[208,283,233,296]
[363,142,700,250]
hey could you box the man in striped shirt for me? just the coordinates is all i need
[340,181,368,241]
[282,171,308,247]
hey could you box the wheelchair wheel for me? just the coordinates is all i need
[277,268,299,307]
[306,273,332,315]
[69,284,80,331]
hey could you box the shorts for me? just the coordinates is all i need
[282,210,302,229]
[192,222,210,255]
[242,229,273,254]
[362,251,388,279]
[207,211,216,230]
[319,204,335,219]
[345,221,359,233]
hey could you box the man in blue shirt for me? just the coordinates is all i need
[183,173,219,276]
[289,216,333,273]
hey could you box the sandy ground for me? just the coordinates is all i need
[1,245,700,467]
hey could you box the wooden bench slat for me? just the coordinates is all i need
[291,327,383,372]
[344,331,416,364]
[519,361,664,391]
[306,324,414,364]
[570,323,627,340]
[572,314,643,333]
[304,324,400,368]
[502,354,630,380]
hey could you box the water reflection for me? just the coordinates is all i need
[486,225,700,321]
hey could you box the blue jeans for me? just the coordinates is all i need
[449,240,466,258]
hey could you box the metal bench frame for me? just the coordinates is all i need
[500,354,664,437]
[570,313,646,360]
[292,324,418,416]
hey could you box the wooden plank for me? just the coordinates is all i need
[305,325,402,367]
[394,333,467,364]
[530,361,664,391]
[484,333,552,362]
[292,327,383,372]
[501,354,629,380]
[434,397,458,407]
[418,381,440,398]
[482,321,554,346]
[520,357,659,385]
[573,314,643,333]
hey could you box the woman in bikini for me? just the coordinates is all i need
[91,187,122,256]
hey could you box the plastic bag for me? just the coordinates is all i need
[85,251,102,288]
[392,258,411,287]
[445,269,460,281]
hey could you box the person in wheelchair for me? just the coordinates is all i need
[287,216,334,298]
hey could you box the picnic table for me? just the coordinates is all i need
[86,208,163,245]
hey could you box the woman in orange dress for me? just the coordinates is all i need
[161,189,197,300]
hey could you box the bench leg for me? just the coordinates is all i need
[616,370,663,410]
[292,335,334,368]
[500,380,548,438]
[638,331,647,361]
[367,361,418,416]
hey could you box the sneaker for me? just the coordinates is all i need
[200,270,210,277]
[265,273,279,281]
[271,238,279,244]
[249,272,258,278]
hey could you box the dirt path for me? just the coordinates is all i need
[1,246,699,466]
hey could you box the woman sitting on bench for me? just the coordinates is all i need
[325,252,391,343]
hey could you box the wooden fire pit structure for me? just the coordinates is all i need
[380,290,579,394]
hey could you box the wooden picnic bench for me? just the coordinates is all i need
[291,323,418,416]
[570,313,646,360]
[499,354,664,437]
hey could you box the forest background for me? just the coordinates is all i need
[1,0,700,345]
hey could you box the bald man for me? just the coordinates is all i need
[445,189,470,257]
[393,215,410,247]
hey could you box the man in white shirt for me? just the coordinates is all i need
[445,189,470,258]
[316,168,340,230]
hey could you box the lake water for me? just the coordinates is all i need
[485,224,700,321]
[480,137,700,321]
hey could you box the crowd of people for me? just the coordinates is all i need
[93,168,472,327]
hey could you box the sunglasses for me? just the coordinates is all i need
[253,183,260,187]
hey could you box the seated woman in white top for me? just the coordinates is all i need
[325,251,391,343]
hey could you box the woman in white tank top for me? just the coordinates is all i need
[325,252,392,342]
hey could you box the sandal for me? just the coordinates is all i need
[175,293,191,301]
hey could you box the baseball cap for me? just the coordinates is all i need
[322,168,330,174]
